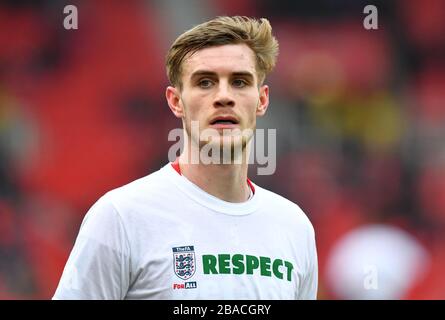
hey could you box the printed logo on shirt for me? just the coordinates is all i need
[172,281,197,290]
[202,253,295,281]
[171,247,295,291]
[172,246,196,280]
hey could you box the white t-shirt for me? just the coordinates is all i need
[53,163,318,300]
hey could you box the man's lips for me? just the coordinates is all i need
[209,115,239,129]
[209,123,239,129]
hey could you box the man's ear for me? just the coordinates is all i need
[256,85,269,117]
[166,86,184,118]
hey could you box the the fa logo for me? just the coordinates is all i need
[172,246,196,280]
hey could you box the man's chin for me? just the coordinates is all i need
[198,138,247,164]
[202,136,245,149]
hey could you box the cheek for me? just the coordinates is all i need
[242,95,260,121]
[182,92,206,112]
[181,97,208,125]
[239,107,257,129]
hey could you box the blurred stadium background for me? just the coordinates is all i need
[0,0,444,299]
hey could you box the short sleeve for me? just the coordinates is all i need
[297,222,318,300]
[52,195,131,300]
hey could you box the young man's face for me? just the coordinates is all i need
[166,43,269,160]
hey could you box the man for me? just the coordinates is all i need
[53,16,318,299]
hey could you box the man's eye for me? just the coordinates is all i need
[199,79,213,88]
[233,79,247,87]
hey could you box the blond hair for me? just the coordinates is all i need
[166,16,279,88]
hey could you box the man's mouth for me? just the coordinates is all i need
[209,116,239,128]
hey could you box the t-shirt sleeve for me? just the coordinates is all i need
[52,195,131,300]
[297,221,318,300]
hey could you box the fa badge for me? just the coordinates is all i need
[172,246,196,280]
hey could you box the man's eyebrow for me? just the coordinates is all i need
[231,71,255,79]
[190,70,217,78]
[190,70,255,79]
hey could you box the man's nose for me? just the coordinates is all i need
[213,83,235,108]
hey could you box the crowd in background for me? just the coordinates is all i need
[0,0,444,299]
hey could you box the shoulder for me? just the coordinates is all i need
[255,184,315,236]
[84,165,173,222]
[101,164,172,208]
[109,165,166,196]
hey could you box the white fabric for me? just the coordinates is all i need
[53,163,318,300]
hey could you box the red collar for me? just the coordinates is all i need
[171,159,181,175]
[171,159,255,194]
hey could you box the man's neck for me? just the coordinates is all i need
[178,153,250,203]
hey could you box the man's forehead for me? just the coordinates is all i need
[183,44,257,76]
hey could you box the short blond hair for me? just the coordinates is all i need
[166,16,279,88]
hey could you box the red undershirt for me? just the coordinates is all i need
[171,159,255,195]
